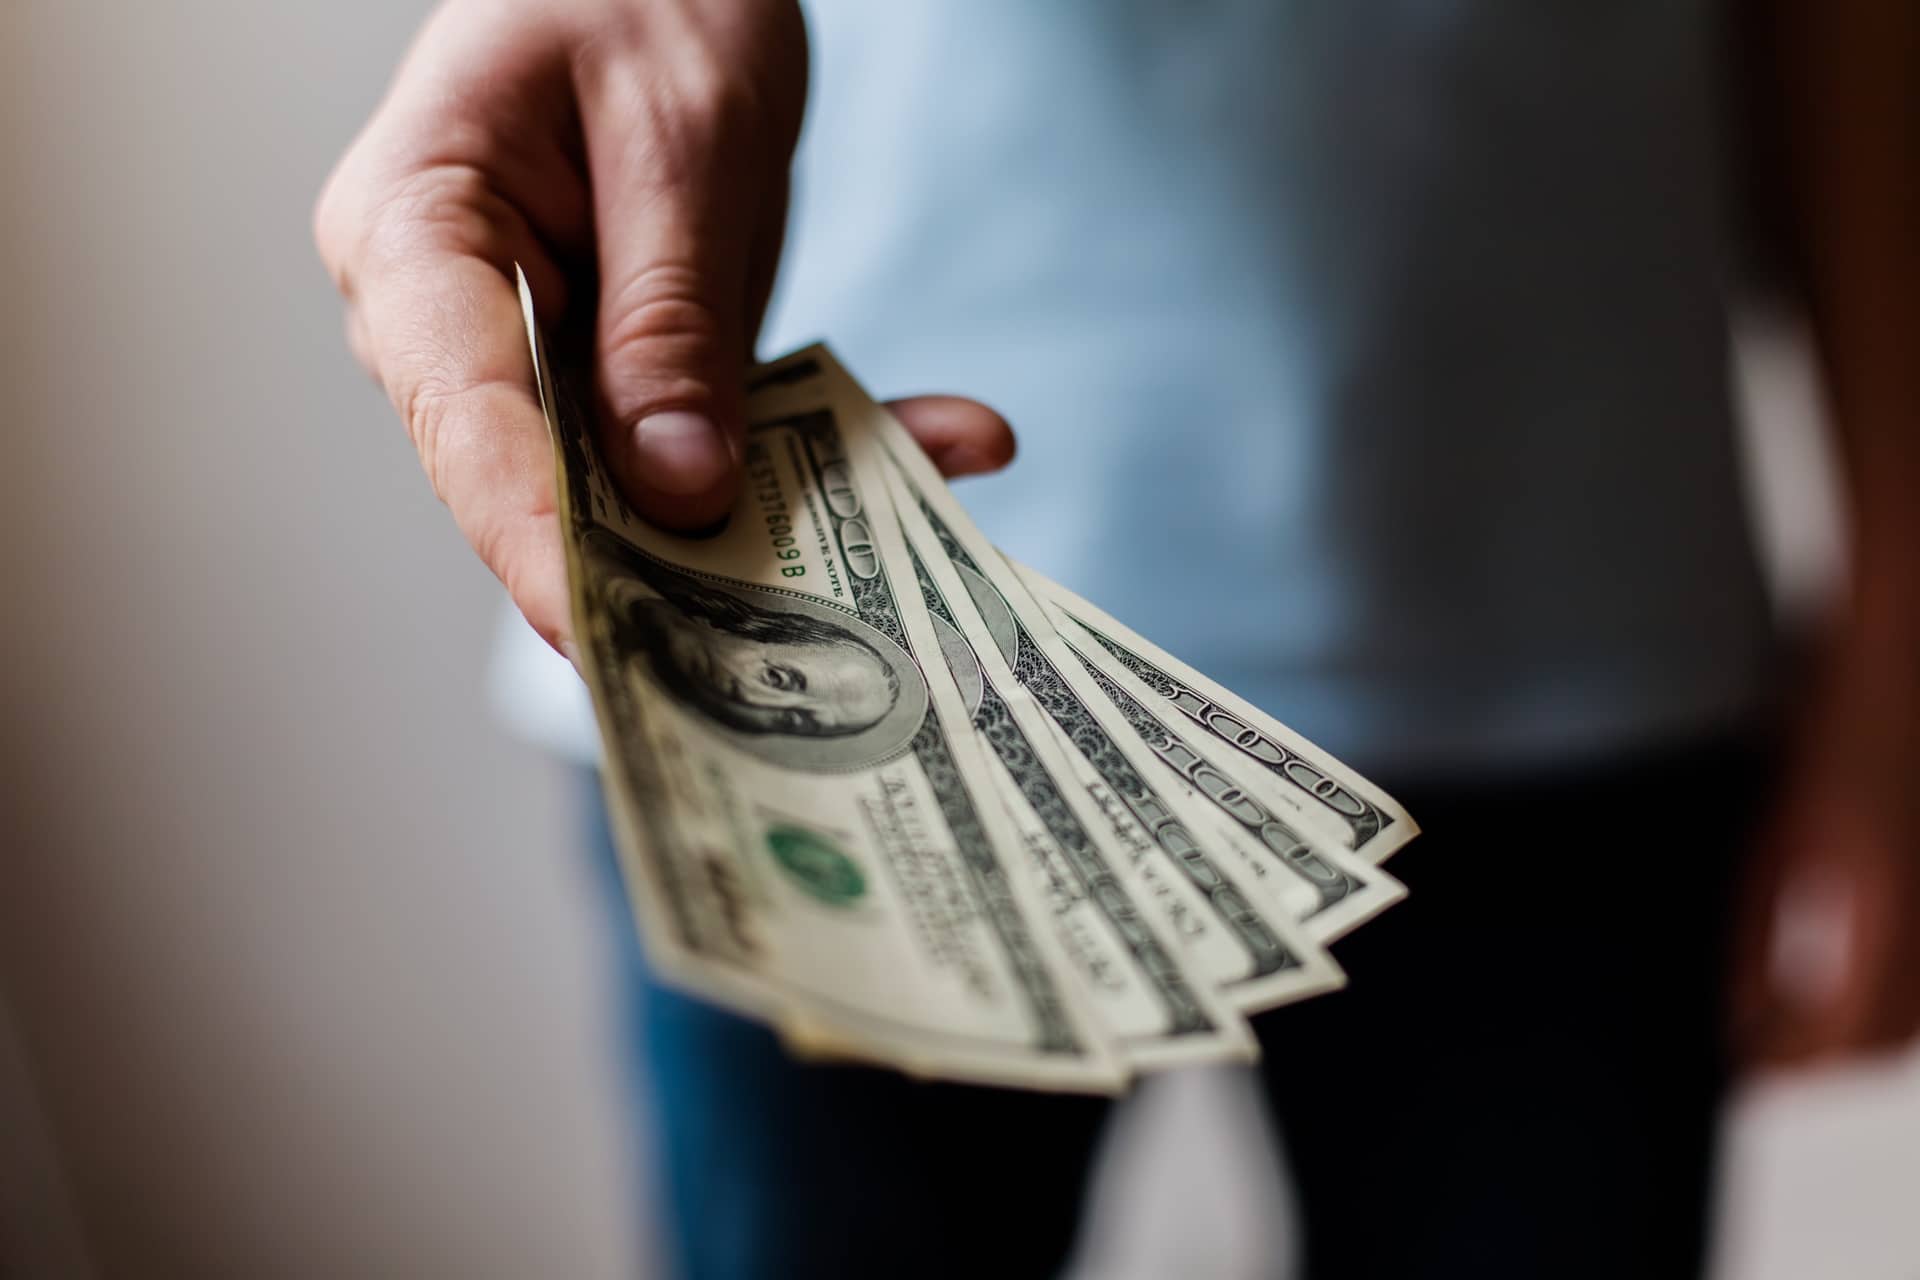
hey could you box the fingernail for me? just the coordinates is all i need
[937,445,993,476]
[633,412,731,495]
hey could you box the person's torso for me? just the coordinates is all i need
[497,0,1780,773]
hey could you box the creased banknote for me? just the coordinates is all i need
[518,267,1422,1086]
[888,458,1258,1067]
[1030,575,1418,867]
[803,359,1347,1015]
[521,274,1123,1091]
[1033,590,1405,943]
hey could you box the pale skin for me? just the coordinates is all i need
[318,0,1916,1070]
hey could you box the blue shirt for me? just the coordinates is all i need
[494,0,1778,774]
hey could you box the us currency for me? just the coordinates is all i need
[1035,591,1406,943]
[1030,575,1418,866]
[887,466,1257,1067]
[520,275,1124,1092]
[786,361,1344,1016]
[889,471,1342,1012]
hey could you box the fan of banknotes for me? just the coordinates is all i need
[519,271,1417,1092]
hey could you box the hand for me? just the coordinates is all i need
[1733,661,1920,1069]
[315,0,1015,654]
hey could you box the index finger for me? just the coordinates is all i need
[333,210,573,652]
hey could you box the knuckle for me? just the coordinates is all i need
[313,152,384,294]
[397,375,488,502]
[598,263,722,412]
[473,507,522,591]
[344,311,378,381]
[398,378,468,505]
[315,157,509,299]
[396,372,541,512]
[496,537,551,625]
[474,492,559,623]
[362,163,503,269]
[312,171,352,282]
[671,53,758,142]
[600,44,762,176]
[603,261,716,344]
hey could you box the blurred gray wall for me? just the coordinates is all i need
[0,2,638,1273]
[1,3,1915,1279]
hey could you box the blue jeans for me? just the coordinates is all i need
[585,731,1767,1279]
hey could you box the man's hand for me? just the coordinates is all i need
[1734,661,1920,1068]
[1731,0,1920,1072]
[315,0,1014,654]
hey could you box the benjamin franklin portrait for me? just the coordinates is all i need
[584,531,929,768]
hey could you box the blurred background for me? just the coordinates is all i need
[2,2,1917,1276]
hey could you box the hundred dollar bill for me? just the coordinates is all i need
[520,275,1123,1092]
[888,474,1342,1012]
[1037,598,1405,943]
[1028,575,1418,866]
[769,360,1344,1015]
[887,468,1257,1067]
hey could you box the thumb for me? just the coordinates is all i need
[596,251,752,531]
[580,74,765,530]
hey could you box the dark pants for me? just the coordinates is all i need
[585,733,1768,1279]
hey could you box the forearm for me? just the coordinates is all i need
[1770,0,1920,757]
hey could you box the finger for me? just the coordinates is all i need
[312,4,595,655]
[1742,844,1920,1068]
[886,396,1018,478]
[1741,851,1861,1066]
[744,172,791,344]
[575,53,763,531]
[345,308,375,381]
[1830,860,1920,1056]
[341,227,573,652]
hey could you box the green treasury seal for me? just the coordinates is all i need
[766,825,866,906]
